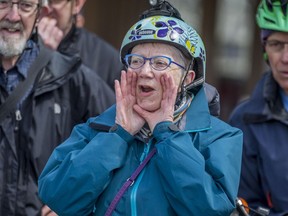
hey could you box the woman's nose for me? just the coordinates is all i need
[138,60,154,77]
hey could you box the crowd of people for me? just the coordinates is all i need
[0,0,287,215]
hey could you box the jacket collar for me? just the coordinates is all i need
[92,87,211,132]
[244,71,288,124]
[58,24,79,54]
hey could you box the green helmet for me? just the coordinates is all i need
[256,0,288,31]
[120,15,206,92]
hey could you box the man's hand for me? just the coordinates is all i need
[115,70,145,135]
[133,73,178,132]
[38,17,64,50]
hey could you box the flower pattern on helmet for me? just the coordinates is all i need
[155,20,184,41]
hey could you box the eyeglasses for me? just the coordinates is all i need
[124,54,185,71]
[0,0,39,14]
[264,40,288,52]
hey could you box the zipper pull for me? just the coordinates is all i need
[15,110,22,121]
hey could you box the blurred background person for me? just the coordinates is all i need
[229,0,288,215]
[0,0,114,215]
[38,0,122,90]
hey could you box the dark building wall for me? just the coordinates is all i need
[84,1,150,50]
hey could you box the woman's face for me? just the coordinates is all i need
[130,43,195,111]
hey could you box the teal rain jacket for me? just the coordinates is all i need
[38,87,243,216]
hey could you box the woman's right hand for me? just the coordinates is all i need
[115,70,145,135]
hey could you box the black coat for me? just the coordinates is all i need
[0,44,115,216]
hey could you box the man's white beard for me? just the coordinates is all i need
[0,35,26,58]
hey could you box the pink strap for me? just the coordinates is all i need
[104,148,157,216]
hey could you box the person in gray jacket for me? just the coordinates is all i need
[38,0,123,90]
[0,0,115,215]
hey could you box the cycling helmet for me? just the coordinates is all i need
[256,0,288,31]
[120,1,206,93]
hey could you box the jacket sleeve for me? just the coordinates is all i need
[153,121,243,216]
[38,120,133,216]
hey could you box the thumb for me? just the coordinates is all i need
[133,104,149,119]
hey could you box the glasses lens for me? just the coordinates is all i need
[126,54,145,69]
[19,2,34,13]
[151,56,170,70]
[0,1,9,9]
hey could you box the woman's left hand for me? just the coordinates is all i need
[133,73,178,132]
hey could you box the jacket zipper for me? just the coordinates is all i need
[14,109,22,131]
[130,142,151,216]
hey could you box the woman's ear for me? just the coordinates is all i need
[184,70,196,85]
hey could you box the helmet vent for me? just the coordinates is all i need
[264,17,277,24]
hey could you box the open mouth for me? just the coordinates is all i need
[6,28,19,32]
[139,85,155,93]
[1,27,21,35]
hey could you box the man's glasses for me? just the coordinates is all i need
[264,40,288,52]
[0,0,39,14]
[124,54,185,71]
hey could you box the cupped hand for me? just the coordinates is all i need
[115,70,145,135]
[133,73,178,132]
[38,17,64,50]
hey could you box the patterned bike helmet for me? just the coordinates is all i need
[120,2,206,93]
[256,0,288,31]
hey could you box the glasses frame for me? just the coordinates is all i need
[264,39,288,52]
[124,53,186,71]
[0,0,39,14]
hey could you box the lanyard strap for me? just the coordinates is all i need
[104,147,157,216]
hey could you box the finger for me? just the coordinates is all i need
[47,211,58,216]
[126,70,133,95]
[133,104,148,119]
[42,205,53,216]
[115,80,122,104]
[161,74,169,102]
[44,19,58,37]
[131,71,137,97]
[167,75,177,105]
[170,76,178,102]
[120,70,127,97]
[52,27,64,42]
[38,17,49,33]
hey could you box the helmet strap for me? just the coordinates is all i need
[175,59,194,106]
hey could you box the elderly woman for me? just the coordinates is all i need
[38,1,243,215]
